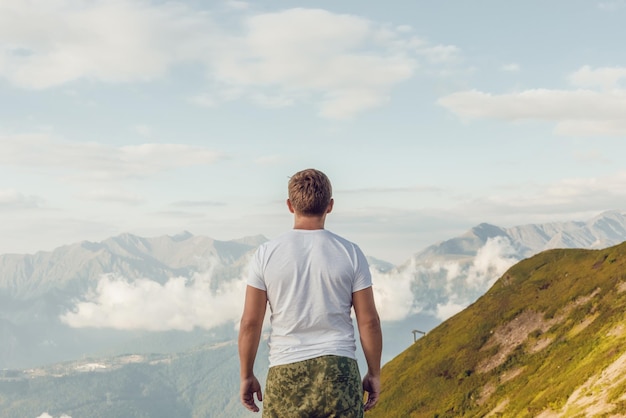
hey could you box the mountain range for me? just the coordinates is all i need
[1,210,626,417]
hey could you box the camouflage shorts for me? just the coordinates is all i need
[263,355,363,418]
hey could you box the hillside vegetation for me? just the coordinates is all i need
[369,241,626,417]
[0,341,269,418]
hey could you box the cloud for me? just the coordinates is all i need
[426,238,518,320]
[462,171,626,219]
[371,266,417,322]
[369,237,520,323]
[569,65,626,90]
[0,1,212,88]
[0,189,43,210]
[438,86,626,136]
[433,301,466,321]
[61,268,247,331]
[1,2,457,118]
[36,414,72,418]
[210,8,419,118]
[464,236,518,288]
[0,133,223,180]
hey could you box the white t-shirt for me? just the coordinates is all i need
[247,229,372,367]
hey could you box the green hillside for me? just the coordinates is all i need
[369,242,626,417]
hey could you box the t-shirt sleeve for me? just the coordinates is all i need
[247,247,267,291]
[352,244,372,292]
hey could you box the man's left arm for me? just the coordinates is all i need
[238,285,267,413]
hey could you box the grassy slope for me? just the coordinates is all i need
[369,242,626,417]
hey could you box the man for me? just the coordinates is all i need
[238,168,382,417]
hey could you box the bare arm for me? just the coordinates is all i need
[238,285,267,413]
[353,286,382,411]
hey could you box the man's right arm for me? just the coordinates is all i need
[238,285,267,413]
[353,286,382,411]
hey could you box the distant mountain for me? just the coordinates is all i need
[413,210,626,264]
[369,241,626,417]
[383,210,626,321]
[0,232,265,369]
[0,231,267,299]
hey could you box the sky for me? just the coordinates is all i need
[1,0,626,264]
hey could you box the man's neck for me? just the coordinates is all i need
[293,214,326,230]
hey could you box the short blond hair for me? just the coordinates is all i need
[288,169,332,216]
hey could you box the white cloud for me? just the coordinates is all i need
[434,301,466,321]
[464,236,518,288]
[438,87,626,136]
[426,238,518,321]
[370,237,521,323]
[465,171,626,218]
[0,133,223,180]
[36,414,72,418]
[371,265,416,322]
[0,3,430,118]
[61,268,246,331]
[569,65,626,90]
[555,118,626,136]
[210,8,418,118]
[0,1,213,89]
[0,189,43,210]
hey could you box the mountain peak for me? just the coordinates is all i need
[170,231,194,242]
[469,223,507,240]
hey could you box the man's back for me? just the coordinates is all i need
[248,229,371,366]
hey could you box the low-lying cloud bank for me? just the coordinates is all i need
[61,237,519,331]
[372,236,520,322]
[61,272,246,331]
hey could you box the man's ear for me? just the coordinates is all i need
[286,199,295,214]
[326,198,334,214]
